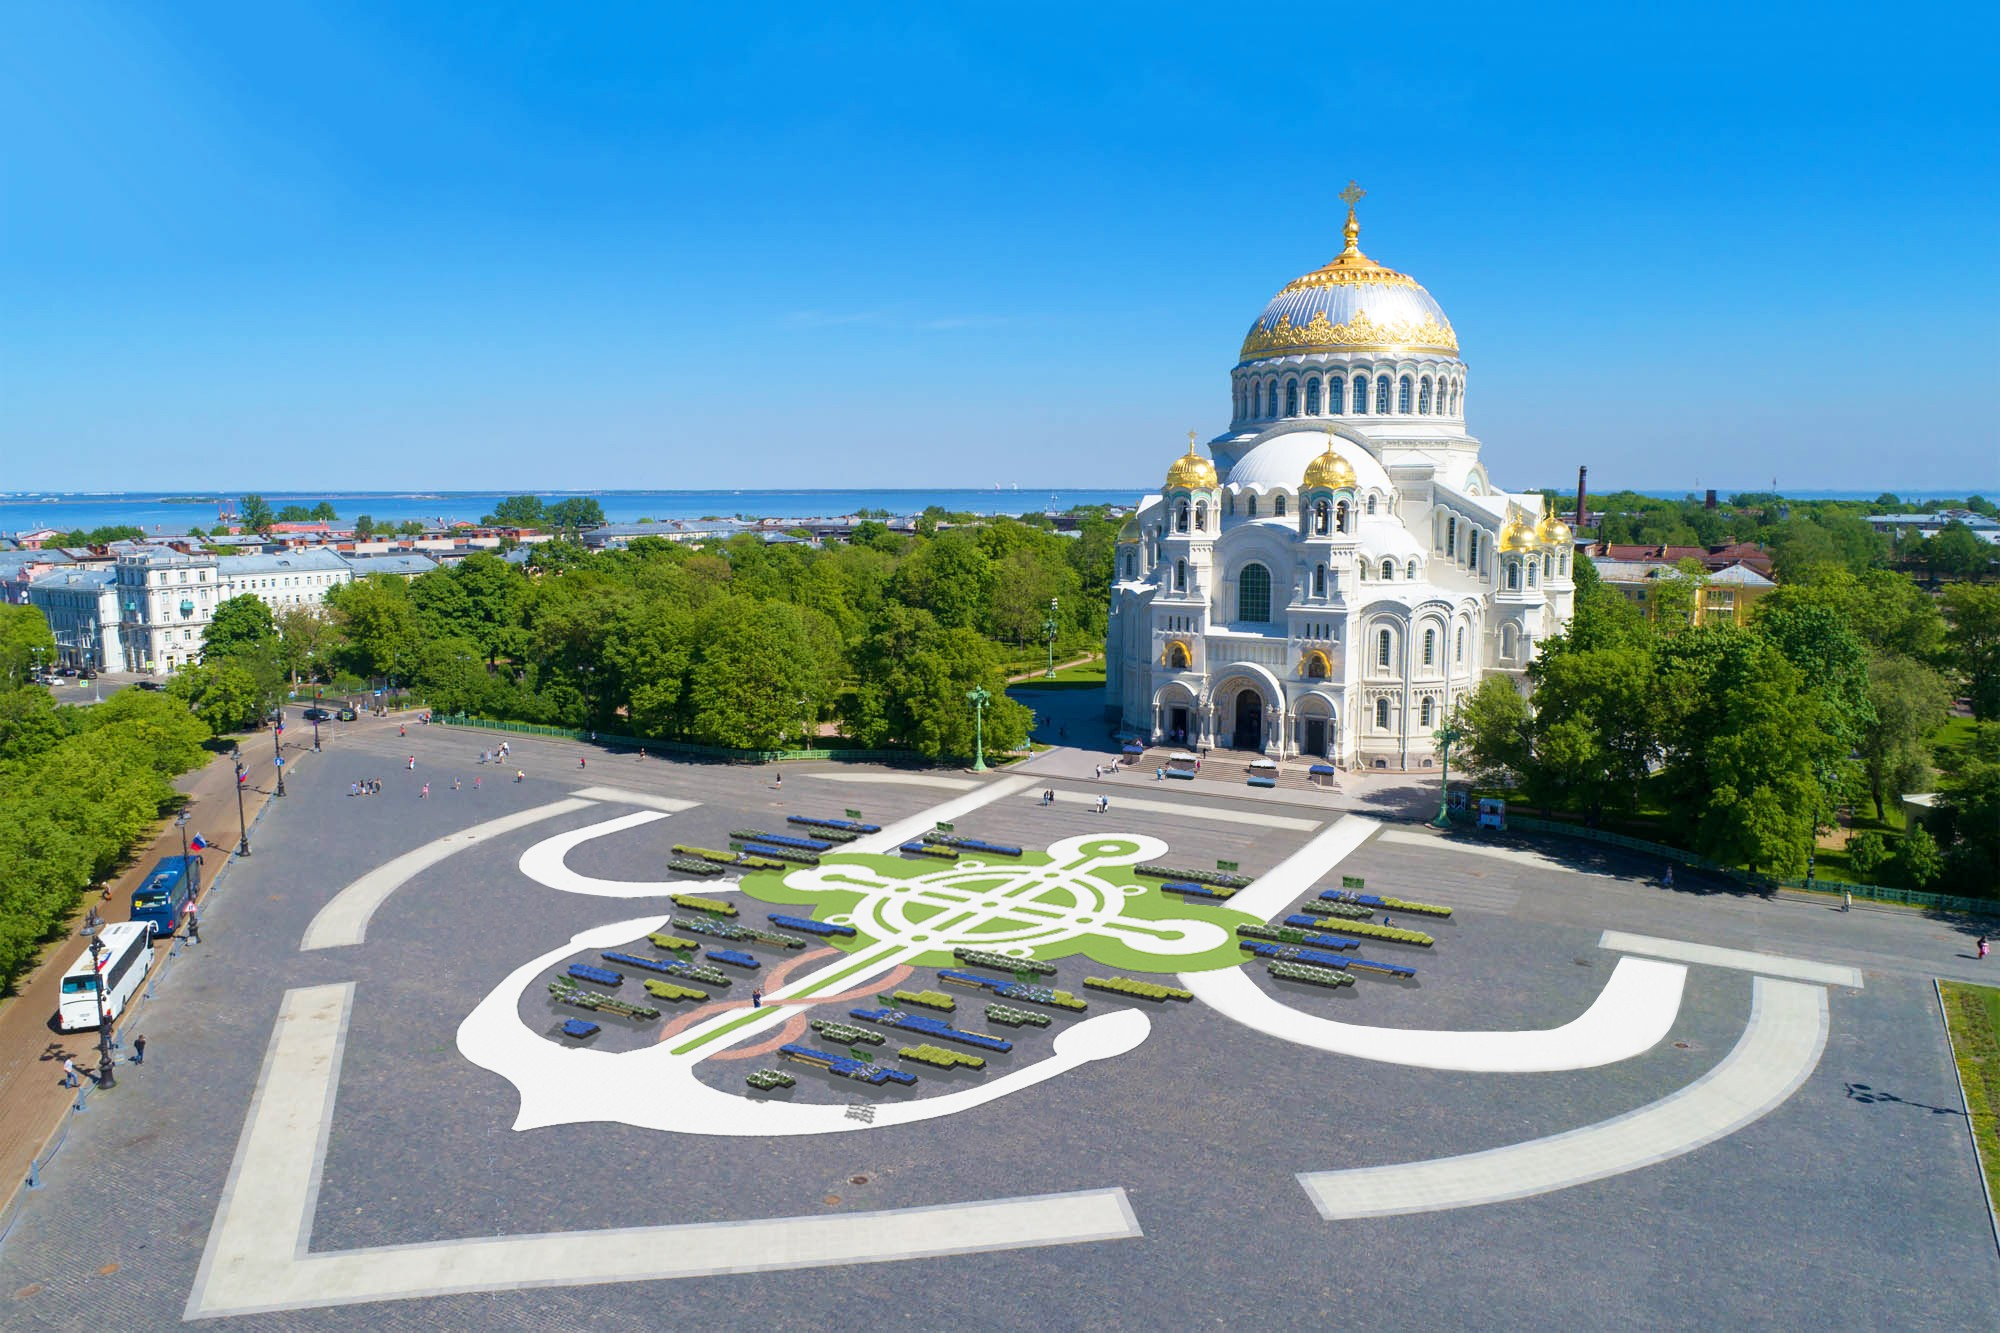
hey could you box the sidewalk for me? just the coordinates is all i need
[0,709,374,1231]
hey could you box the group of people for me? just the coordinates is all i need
[478,743,512,764]
[349,779,385,796]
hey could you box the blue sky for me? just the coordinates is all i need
[4,3,1995,493]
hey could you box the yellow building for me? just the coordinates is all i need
[1593,557,1774,626]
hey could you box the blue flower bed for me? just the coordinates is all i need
[927,834,1023,857]
[567,963,622,987]
[789,815,882,834]
[706,948,761,969]
[900,841,958,859]
[767,913,857,938]
[1238,940,1356,970]
[560,1018,600,1039]
[730,830,835,852]
[740,842,820,865]
[778,1043,918,1086]
[848,1007,1014,1053]
[1309,764,1338,776]
[1162,881,1234,900]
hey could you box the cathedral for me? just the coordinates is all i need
[1105,185,1573,770]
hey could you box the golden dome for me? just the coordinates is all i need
[1499,516,1537,552]
[1116,515,1141,544]
[1536,513,1572,546]
[1301,432,1358,491]
[1164,431,1218,490]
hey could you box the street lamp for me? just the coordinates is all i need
[1430,721,1465,828]
[311,686,322,752]
[272,708,287,797]
[1043,597,1059,679]
[232,746,251,856]
[85,933,116,1090]
[175,810,192,872]
[967,686,991,772]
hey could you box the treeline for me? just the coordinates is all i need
[0,607,213,991]
[253,514,1118,761]
[1457,557,1999,894]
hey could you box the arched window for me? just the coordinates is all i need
[1456,625,1466,661]
[1285,380,1299,416]
[1194,500,1208,531]
[1238,563,1272,622]
[1501,623,1519,660]
[1380,559,1395,580]
[1305,378,1320,415]
[1376,698,1390,730]
[1314,499,1330,535]
[1313,563,1326,596]
[1421,697,1434,727]
[1328,376,1343,414]
[1506,561,1520,590]
[1376,375,1392,414]
[1224,493,1234,516]
[1419,378,1432,414]
[1235,386,1246,419]
[1305,652,1328,679]
[1175,501,1189,533]
[1247,495,1258,519]
[1335,500,1349,533]
[1423,628,1436,666]
[1367,494,1378,515]
[1377,628,1392,666]
[1354,375,1369,413]
[1399,375,1413,414]
[1174,559,1187,592]
[1446,516,1457,557]
[1466,529,1479,566]
[1275,494,1287,518]
[1527,562,1538,587]
[1560,550,1570,574]
[1407,559,1418,580]
[1449,383,1460,414]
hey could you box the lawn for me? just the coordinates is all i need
[1938,981,2000,1210]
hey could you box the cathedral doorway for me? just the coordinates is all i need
[1169,706,1189,744]
[1304,717,1327,757]
[1232,691,1264,751]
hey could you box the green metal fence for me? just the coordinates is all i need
[433,713,920,766]
[1452,809,2000,918]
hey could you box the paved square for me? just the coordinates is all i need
[1,724,1994,1328]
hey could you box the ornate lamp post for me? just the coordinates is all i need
[967,686,991,773]
[311,685,322,752]
[272,709,286,797]
[232,746,251,856]
[85,933,116,1090]
[1430,721,1465,828]
[1043,597,1059,679]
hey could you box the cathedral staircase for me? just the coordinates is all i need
[1121,746,1341,796]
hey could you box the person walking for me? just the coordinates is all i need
[473,776,481,790]
[579,756,587,769]
[420,782,430,799]
[515,769,524,783]
[62,1057,78,1088]
[751,988,763,1009]
[1980,936,1990,960]
[1842,889,1852,912]
[774,771,782,790]
[452,777,461,792]
[407,755,416,771]
[399,723,406,737]
[132,1035,146,1066]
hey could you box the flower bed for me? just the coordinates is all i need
[1135,864,1252,888]
[739,842,821,865]
[641,979,710,1002]
[778,1043,918,1086]
[706,948,761,969]
[745,1068,796,1091]
[603,949,719,977]
[899,841,960,859]
[738,855,789,872]
[788,815,882,835]
[925,833,1024,857]
[647,933,702,953]
[561,1018,600,1039]
[671,916,807,949]
[1238,940,1359,970]
[653,958,731,986]
[1084,975,1193,1002]
[809,1019,885,1046]
[849,1008,1014,1053]
[952,949,1058,976]
[669,892,738,917]
[1293,916,1432,947]
[567,962,623,987]
[1162,881,1237,901]
[1278,918,1362,947]
[1303,898,1373,919]
[935,967,1084,1010]
[1267,960,1354,989]
[881,988,956,1011]
[1320,889,1452,918]
[767,913,856,938]
[1345,956,1418,979]
[985,1004,1053,1028]
[731,829,835,852]
[672,846,741,867]
[548,975,661,1020]
[898,1043,987,1070]
[666,858,727,878]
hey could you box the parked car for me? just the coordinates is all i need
[137,680,167,691]
[302,707,333,722]
[58,666,78,677]
[335,707,359,721]
[79,668,97,680]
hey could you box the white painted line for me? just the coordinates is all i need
[805,772,980,791]
[1600,931,1865,989]
[1225,814,1377,920]
[572,785,700,812]
[518,811,727,899]
[845,775,1036,854]
[1183,955,1685,1072]
[187,984,1141,1318]
[1032,789,1320,832]
[1299,977,1828,1218]
[301,798,597,950]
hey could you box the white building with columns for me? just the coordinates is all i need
[1105,186,1573,769]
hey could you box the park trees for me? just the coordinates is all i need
[274,607,334,684]
[841,605,1029,761]
[168,657,269,733]
[326,577,419,682]
[239,493,276,535]
[203,594,279,660]
[1453,676,1531,786]
[1943,584,2000,719]
[483,495,547,529]
[683,599,827,749]
[1858,654,1952,819]
[0,605,57,686]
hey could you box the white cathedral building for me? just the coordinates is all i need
[1106,186,1574,769]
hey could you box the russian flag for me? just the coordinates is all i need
[189,833,209,851]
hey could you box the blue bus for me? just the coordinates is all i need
[129,855,200,938]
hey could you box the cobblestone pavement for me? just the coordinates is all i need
[0,724,1994,1329]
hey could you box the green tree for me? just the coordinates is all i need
[275,607,334,684]
[1893,823,1943,888]
[1526,645,1660,817]
[353,514,376,539]
[1858,654,1951,818]
[1846,830,1890,882]
[1756,602,1874,752]
[546,497,606,532]
[602,595,693,738]
[396,519,426,537]
[203,594,279,660]
[1943,584,2000,719]
[327,577,418,681]
[310,501,338,522]
[483,495,548,529]
[1930,522,1993,580]
[276,504,314,523]
[0,686,74,761]
[683,600,826,748]
[0,605,57,687]
[1938,759,2000,893]
[239,493,276,535]
[411,636,489,715]
[449,552,528,665]
[168,658,268,733]
[72,687,211,775]
[1452,676,1531,786]
[841,605,1029,760]
[890,529,994,631]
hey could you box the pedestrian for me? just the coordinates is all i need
[473,776,481,790]
[421,782,430,799]
[408,755,416,771]
[579,756,587,769]
[132,1035,146,1066]
[452,777,461,791]
[751,988,763,1009]
[1156,766,1164,781]
[1098,794,1109,814]
[62,1057,78,1088]
[399,723,406,737]
[1842,889,1852,912]
[515,769,524,783]
[774,771,782,790]
[349,782,359,798]
[1662,864,1675,890]
[1980,936,1990,960]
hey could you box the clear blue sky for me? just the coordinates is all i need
[5,3,1995,494]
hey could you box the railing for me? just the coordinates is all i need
[1451,809,2000,918]
[434,714,922,766]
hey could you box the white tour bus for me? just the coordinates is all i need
[58,921,155,1031]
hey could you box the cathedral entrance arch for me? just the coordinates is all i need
[1233,692,1263,750]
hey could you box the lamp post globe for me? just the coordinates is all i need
[86,933,115,1090]
[272,709,286,797]
[232,746,251,856]
[1431,722,1465,829]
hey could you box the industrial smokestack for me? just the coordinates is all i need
[1574,466,1589,535]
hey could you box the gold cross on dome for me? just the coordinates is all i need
[1339,180,1366,209]
[1187,429,1198,451]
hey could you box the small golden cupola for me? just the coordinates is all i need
[1499,513,1537,551]
[1164,431,1219,490]
[1535,512,1572,546]
[1301,430,1359,491]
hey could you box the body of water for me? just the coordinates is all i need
[0,489,1142,537]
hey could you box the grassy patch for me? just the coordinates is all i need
[1939,980,2000,1209]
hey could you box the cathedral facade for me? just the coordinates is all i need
[1105,186,1573,769]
